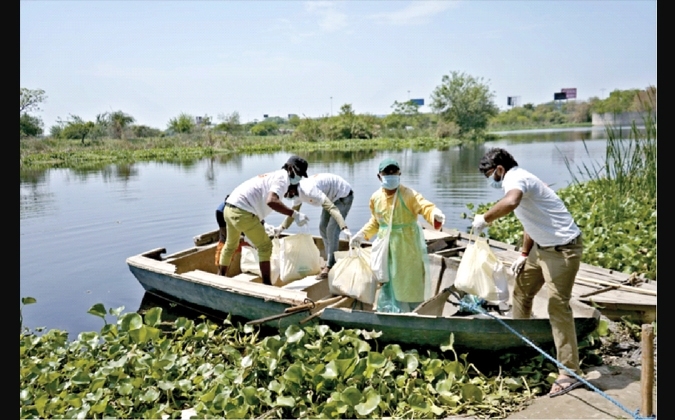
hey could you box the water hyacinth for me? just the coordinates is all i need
[21,302,545,419]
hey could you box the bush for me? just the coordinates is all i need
[20,113,43,138]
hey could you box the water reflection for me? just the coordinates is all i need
[20,171,56,221]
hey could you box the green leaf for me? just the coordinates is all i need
[321,361,338,380]
[241,355,253,368]
[21,296,37,305]
[143,307,162,327]
[461,383,483,402]
[241,386,259,405]
[200,386,217,403]
[119,313,143,331]
[285,324,305,343]
[109,306,125,316]
[71,370,91,385]
[440,333,455,352]
[595,318,610,336]
[283,364,304,384]
[354,390,380,416]
[158,380,175,391]
[117,382,134,395]
[87,303,107,319]
[341,386,362,406]
[275,395,295,407]
[404,353,419,374]
[176,379,193,392]
[140,387,161,403]
[409,394,430,412]
[129,325,149,343]
[34,394,48,417]
[268,380,284,394]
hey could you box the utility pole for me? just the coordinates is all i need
[600,88,606,99]
[330,96,333,116]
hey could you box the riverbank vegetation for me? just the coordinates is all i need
[468,109,656,280]
[20,85,655,170]
[20,300,613,419]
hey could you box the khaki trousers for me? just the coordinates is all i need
[512,235,584,375]
[219,205,272,266]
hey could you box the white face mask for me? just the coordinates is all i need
[381,174,400,190]
[289,169,301,185]
[487,168,503,189]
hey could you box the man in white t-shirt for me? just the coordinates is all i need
[218,156,310,286]
[472,148,584,398]
[276,173,353,279]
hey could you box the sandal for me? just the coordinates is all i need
[548,376,584,398]
[316,268,330,280]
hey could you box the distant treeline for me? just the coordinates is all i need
[20,82,655,143]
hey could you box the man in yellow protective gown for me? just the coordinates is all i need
[350,158,445,313]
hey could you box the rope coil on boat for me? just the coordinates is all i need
[457,297,656,420]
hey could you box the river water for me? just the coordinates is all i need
[20,127,612,335]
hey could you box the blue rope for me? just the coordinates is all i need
[458,297,656,420]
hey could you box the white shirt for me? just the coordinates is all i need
[292,173,352,207]
[502,166,581,247]
[226,169,290,220]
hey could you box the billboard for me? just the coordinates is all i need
[410,98,424,106]
[554,92,567,100]
[561,88,577,99]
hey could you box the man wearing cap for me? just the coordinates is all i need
[472,147,584,397]
[275,173,354,279]
[218,156,310,286]
[350,158,446,313]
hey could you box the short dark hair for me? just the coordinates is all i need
[479,148,519,174]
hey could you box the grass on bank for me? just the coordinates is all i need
[20,134,466,170]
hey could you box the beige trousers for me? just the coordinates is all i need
[512,235,584,375]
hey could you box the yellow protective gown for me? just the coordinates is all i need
[361,185,438,312]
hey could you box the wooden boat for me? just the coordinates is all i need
[125,227,632,351]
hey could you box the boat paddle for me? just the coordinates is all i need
[245,296,344,326]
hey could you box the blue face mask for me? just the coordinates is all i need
[381,175,400,190]
[487,169,502,189]
[289,171,301,185]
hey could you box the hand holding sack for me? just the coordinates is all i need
[432,208,445,230]
[341,227,352,239]
[328,247,377,304]
[278,231,321,284]
[454,236,511,303]
[472,214,489,233]
[272,225,285,237]
[293,211,309,227]
[349,230,365,248]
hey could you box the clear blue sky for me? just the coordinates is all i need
[20,1,656,130]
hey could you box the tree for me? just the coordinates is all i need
[168,113,195,134]
[131,125,162,138]
[216,111,242,135]
[250,120,278,136]
[20,88,47,139]
[58,115,95,144]
[430,71,498,138]
[109,111,135,140]
[20,88,47,114]
[383,100,423,129]
[20,114,43,138]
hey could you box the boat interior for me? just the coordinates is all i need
[135,227,595,320]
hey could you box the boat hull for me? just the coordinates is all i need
[320,307,599,351]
